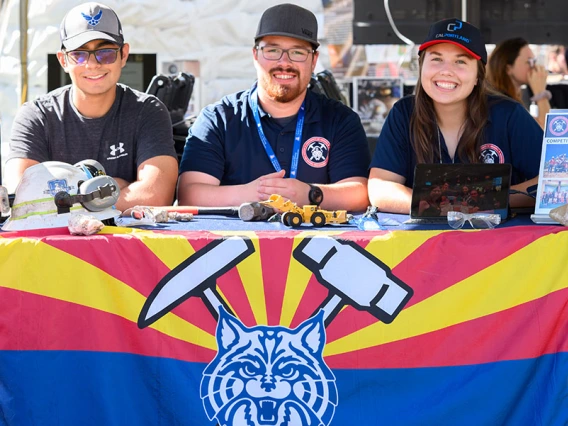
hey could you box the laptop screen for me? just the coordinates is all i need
[410,163,512,220]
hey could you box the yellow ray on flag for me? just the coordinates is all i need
[0,238,216,349]
[279,231,438,327]
[279,233,320,327]
[324,231,568,356]
[98,226,153,235]
[233,236,268,325]
[135,232,196,270]
[366,230,443,268]
[280,231,439,327]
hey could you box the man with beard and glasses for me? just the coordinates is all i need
[5,2,178,211]
[177,3,371,211]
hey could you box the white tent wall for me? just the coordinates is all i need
[0,0,325,181]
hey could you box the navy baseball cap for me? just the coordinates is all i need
[60,2,124,51]
[419,18,487,64]
[255,3,319,49]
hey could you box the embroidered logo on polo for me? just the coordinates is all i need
[302,137,330,168]
[480,144,505,164]
[81,10,103,26]
[548,116,568,137]
[107,143,128,160]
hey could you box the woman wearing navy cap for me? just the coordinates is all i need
[368,18,543,214]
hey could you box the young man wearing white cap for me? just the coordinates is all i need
[5,2,178,211]
[178,3,371,211]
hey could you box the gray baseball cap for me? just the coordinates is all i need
[255,3,319,49]
[60,2,124,51]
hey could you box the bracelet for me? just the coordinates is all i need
[530,90,552,102]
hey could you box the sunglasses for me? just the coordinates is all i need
[447,211,501,230]
[65,48,121,65]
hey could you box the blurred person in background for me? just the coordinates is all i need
[547,45,567,75]
[487,37,551,129]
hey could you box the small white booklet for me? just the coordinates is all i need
[531,109,568,224]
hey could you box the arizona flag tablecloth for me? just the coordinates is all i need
[0,226,567,425]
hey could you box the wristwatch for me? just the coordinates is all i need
[308,184,324,206]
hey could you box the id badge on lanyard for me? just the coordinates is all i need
[250,87,305,179]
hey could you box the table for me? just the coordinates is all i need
[0,220,566,425]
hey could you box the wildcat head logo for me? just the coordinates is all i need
[201,308,337,426]
[138,236,413,426]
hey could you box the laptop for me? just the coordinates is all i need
[531,110,568,224]
[406,163,512,224]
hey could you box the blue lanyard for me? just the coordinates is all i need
[250,87,305,179]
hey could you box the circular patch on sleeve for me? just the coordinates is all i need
[302,137,330,168]
[479,144,505,164]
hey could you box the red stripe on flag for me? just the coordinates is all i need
[257,233,297,326]
[325,226,563,343]
[326,287,568,369]
[0,287,215,363]
[45,234,170,289]
[289,276,329,329]
[217,267,257,327]
[45,233,219,335]
[0,227,72,239]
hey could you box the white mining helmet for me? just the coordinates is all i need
[2,161,121,231]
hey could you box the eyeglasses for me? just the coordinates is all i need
[256,46,314,62]
[65,48,121,65]
[447,211,501,230]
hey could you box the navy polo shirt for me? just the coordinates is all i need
[370,95,544,188]
[179,87,371,185]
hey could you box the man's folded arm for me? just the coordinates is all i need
[177,171,272,207]
[315,177,369,212]
[178,171,369,212]
[116,155,178,210]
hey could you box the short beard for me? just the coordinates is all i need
[260,67,304,103]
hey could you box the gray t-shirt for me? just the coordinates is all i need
[7,83,177,182]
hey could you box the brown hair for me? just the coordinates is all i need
[487,37,529,101]
[409,51,489,164]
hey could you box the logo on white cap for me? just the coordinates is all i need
[81,10,103,26]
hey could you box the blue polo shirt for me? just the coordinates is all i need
[370,95,544,188]
[179,87,371,184]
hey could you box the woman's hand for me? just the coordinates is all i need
[527,64,548,94]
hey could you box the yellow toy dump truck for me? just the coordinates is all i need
[263,194,350,227]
